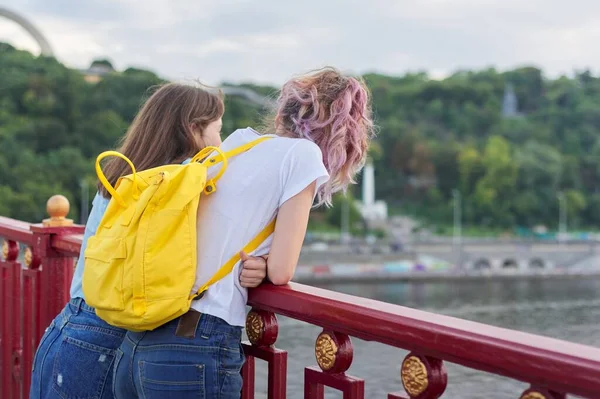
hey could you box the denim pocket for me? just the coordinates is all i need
[139,361,205,399]
[51,337,115,399]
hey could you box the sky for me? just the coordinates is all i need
[2,0,600,86]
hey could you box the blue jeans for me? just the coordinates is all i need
[113,311,244,398]
[29,298,126,399]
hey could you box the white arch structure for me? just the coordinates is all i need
[0,7,53,56]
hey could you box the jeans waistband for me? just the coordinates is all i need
[127,310,241,343]
[68,298,240,339]
[69,297,96,314]
[167,311,240,335]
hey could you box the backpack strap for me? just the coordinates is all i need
[192,218,276,299]
[189,137,272,195]
[205,136,272,165]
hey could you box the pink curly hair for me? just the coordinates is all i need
[271,67,375,206]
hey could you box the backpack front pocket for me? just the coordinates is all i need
[83,236,129,311]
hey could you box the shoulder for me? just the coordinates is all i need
[287,138,322,157]
[222,127,262,149]
[281,138,324,165]
[85,193,110,233]
[277,138,329,205]
[92,192,110,208]
[223,128,323,165]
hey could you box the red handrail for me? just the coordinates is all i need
[249,283,600,397]
[0,217,33,245]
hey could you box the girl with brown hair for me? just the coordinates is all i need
[29,82,267,399]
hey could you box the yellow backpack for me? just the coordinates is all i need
[82,137,274,331]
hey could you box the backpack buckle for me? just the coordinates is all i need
[204,180,216,195]
[193,291,205,301]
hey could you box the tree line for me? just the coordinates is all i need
[1,42,599,233]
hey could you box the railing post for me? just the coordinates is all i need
[22,261,40,399]
[1,239,21,399]
[305,330,364,399]
[242,308,288,399]
[29,195,83,339]
[389,353,447,399]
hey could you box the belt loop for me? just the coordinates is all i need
[204,313,215,336]
[70,298,82,315]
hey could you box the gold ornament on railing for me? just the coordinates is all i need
[245,308,279,347]
[399,353,447,398]
[246,310,264,344]
[315,332,338,371]
[401,355,429,396]
[2,240,7,261]
[521,393,546,399]
[43,195,73,227]
[24,247,32,267]
[519,388,565,399]
[23,245,40,269]
[2,239,19,262]
[313,330,353,374]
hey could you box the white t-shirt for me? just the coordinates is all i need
[190,127,329,326]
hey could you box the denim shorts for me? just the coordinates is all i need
[113,311,245,399]
[29,298,126,399]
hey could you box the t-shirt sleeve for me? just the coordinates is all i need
[279,139,330,207]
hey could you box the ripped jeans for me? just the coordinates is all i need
[29,298,126,399]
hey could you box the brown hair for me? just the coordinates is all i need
[97,82,224,198]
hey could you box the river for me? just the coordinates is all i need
[249,277,600,398]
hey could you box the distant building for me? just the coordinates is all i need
[79,60,115,83]
[502,83,522,118]
[356,161,388,223]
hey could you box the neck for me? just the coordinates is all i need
[275,127,295,139]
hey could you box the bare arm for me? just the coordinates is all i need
[266,181,317,285]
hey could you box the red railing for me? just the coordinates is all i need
[2,196,600,399]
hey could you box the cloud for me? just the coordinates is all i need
[2,0,600,85]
